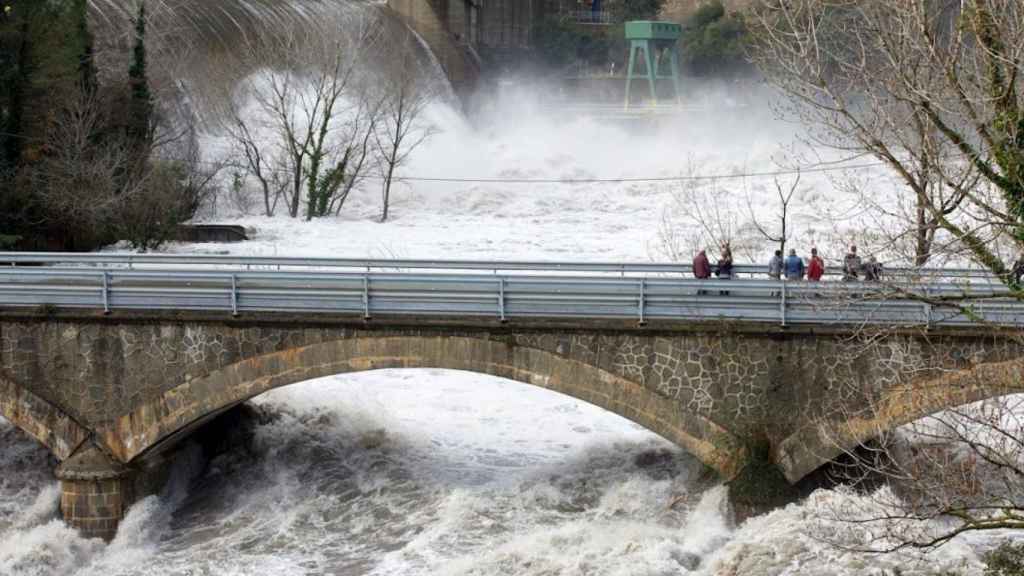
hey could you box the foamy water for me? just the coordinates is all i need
[3,1,1007,572]
[0,370,983,575]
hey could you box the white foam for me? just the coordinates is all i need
[0,370,1010,575]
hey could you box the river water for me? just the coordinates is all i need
[0,2,1001,573]
[0,370,983,575]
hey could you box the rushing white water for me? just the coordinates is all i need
[2,3,1006,573]
[0,370,984,575]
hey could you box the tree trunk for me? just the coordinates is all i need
[381,162,395,222]
[289,155,302,218]
[915,199,930,267]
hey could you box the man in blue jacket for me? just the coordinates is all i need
[784,249,805,280]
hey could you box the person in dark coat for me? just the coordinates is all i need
[693,249,711,279]
[693,249,711,295]
[768,250,783,280]
[864,255,883,282]
[716,244,733,295]
[1011,257,1024,287]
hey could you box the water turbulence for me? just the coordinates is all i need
[1,370,985,575]
[0,4,997,576]
[1,371,732,575]
[89,0,452,111]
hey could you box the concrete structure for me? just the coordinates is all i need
[386,0,549,96]
[2,307,1023,539]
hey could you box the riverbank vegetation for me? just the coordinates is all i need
[0,1,216,251]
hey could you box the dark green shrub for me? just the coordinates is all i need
[534,16,612,72]
[609,0,665,22]
[680,0,752,77]
[984,541,1024,576]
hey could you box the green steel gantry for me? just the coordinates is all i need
[624,21,682,109]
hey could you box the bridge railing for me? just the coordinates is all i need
[0,252,1002,281]
[0,264,1019,328]
[567,10,614,25]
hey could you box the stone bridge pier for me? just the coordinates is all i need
[2,309,1023,539]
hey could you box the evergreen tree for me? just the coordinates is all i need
[73,0,97,95]
[1,0,27,167]
[612,0,665,22]
[128,1,152,149]
[680,1,751,77]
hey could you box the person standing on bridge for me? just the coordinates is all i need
[807,248,825,282]
[784,249,805,281]
[864,255,883,282]
[768,250,784,281]
[715,244,734,295]
[693,249,711,295]
[693,249,711,279]
[843,245,862,282]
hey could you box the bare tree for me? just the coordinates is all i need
[223,105,288,217]
[653,162,802,265]
[748,0,1024,287]
[655,176,743,263]
[27,84,217,251]
[217,10,383,219]
[746,1,1024,553]
[747,174,801,255]
[330,93,384,216]
[373,33,438,223]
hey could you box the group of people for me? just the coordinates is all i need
[691,244,884,284]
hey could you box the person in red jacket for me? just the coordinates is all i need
[807,247,825,281]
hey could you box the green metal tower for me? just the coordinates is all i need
[623,21,682,109]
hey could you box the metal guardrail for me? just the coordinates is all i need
[567,10,614,24]
[0,252,1001,280]
[0,255,1019,328]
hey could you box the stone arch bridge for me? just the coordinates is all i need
[2,308,1022,539]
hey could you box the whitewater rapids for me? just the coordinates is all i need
[0,370,981,575]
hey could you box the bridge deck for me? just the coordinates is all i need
[0,254,1019,328]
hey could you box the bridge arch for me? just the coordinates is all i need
[96,336,748,478]
[0,372,89,461]
[775,356,1024,483]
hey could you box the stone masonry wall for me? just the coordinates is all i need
[3,312,1021,455]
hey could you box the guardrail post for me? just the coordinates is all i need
[638,279,647,325]
[498,278,507,322]
[101,272,110,314]
[230,274,239,317]
[362,276,371,319]
[923,287,931,328]
[779,280,787,326]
